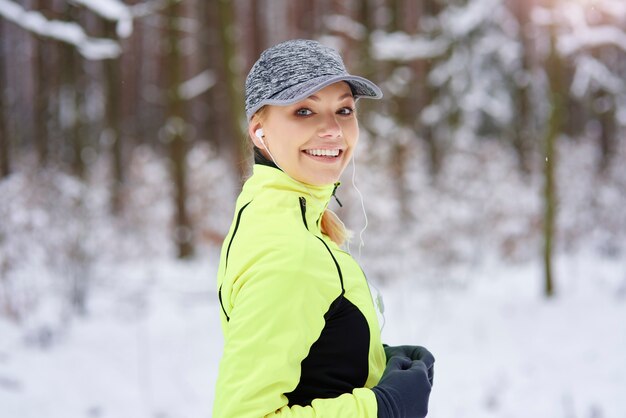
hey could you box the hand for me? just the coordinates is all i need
[384,344,435,386]
[372,356,432,418]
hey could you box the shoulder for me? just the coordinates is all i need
[226,194,318,273]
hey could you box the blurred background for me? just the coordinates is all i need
[0,0,625,417]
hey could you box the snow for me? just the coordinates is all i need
[324,15,367,41]
[559,24,626,56]
[0,0,121,60]
[439,0,500,38]
[1,137,624,418]
[1,255,623,418]
[71,0,133,38]
[371,30,449,61]
[571,55,624,97]
[1,0,626,415]
[178,70,217,101]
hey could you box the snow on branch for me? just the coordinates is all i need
[534,4,626,56]
[571,55,624,97]
[0,0,121,60]
[440,0,500,38]
[178,70,216,100]
[371,31,449,61]
[130,0,169,18]
[324,15,367,41]
[559,25,626,56]
[70,0,133,38]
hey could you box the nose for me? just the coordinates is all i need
[317,113,342,139]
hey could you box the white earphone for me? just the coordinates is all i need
[255,128,264,139]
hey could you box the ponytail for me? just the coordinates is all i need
[320,209,351,246]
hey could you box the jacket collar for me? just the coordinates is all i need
[243,162,338,229]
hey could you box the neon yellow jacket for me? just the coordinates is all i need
[214,164,386,417]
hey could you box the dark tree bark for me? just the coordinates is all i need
[596,94,616,174]
[510,0,535,176]
[165,0,194,258]
[33,0,50,166]
[197,1,219,149]
[216,0,246,179]
[0,19,9,178]
[249,0,266,62]
[543,19,563,298]
[594,47,618,174]
[103,20,124,213]
[60,3,85,177]
[421,0,444,178]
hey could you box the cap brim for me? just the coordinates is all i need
[246,74,382,121]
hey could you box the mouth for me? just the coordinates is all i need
[303,148,343,160]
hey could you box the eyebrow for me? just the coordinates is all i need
[307,92,354,102]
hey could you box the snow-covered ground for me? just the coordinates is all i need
[1,137,624,418]
[0,253,624,418]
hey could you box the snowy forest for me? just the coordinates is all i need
[0,0,625,417]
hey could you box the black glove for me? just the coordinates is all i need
[383,345,435,386]
[372,356,432,418]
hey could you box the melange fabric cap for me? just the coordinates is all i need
[245,39,383,121]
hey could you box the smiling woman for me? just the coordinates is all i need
[213,39,435,418]
[249,82,359,186]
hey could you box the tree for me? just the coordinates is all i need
[0,18,9,178]
[32,0,51,167]
[216,0,246,179]
[102,17,125,213]
[60,3,85,177]
[543,11,563,298]
[510,0,536,175]
[165,0,193,258]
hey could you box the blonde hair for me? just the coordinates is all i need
[250,108,350,246]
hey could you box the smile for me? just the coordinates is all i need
[304,149,342,157]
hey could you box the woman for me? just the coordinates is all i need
[214,39,434,418]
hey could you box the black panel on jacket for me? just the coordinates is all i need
[285,295,371,406]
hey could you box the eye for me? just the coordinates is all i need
[295,108,313,116]
[337,107,355,116]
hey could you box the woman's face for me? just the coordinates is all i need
[250,82,359,186]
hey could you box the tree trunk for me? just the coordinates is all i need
[510,0,534,176]
[597,94,616,174]
[60,3,85,178]
[166,0,194,259]
[196,0,218,148]
[249,0,265,62]
[421,0,443,178]
[216,0,246,180]
[32,0,50,166]
[0,19,9,178]
[103,20,124,214]
[543,20,563,298]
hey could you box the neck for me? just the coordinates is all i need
[254,147,279,170]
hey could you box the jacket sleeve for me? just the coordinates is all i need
[213,244,379,418]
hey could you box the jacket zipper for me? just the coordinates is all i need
[331,182,342,207]
[299,196,309,230]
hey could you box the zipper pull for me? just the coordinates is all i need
[331,182,343,207]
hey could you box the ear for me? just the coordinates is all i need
[248,121,264,149]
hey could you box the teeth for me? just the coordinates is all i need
[306,149,340,157]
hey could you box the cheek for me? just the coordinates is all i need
[346,124,359,147]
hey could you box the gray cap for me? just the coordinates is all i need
[245,39,382,121]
